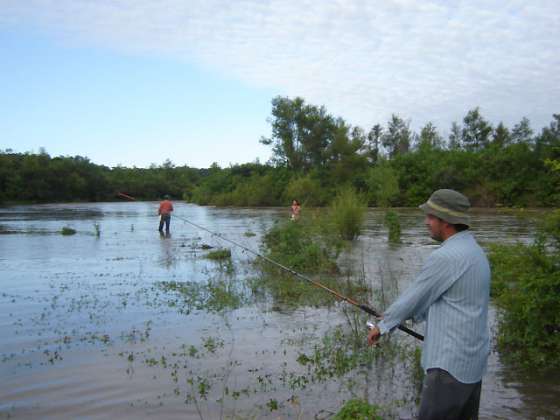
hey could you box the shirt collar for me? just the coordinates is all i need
[441,230,470,246]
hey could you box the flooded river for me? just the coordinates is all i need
[0,202,558,419]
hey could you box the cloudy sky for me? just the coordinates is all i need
[1,0,559,168]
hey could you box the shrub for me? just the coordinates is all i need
[489,210,560,368]
[328,186,367,240]
[261,217,339,274]
[384,210,401,244]
[61,226,77,235]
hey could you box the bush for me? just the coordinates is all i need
[384,210,401,244]
[328,186,367,240]
[261,217,339,274]
[283,173,326,206]
[61,227,77,235]
[489,210,560,368]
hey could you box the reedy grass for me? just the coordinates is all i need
[328,186,367,241]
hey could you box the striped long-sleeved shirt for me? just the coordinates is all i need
[378,230,491,384]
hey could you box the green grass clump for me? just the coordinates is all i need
[384,210,401,244]
[61,227,77,235]
[333,399,382,420]
[261,216,340,274]
[205,248,232,260]
[328,186,367,240]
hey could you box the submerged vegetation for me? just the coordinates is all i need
[489,210,560,368]
[334,399,382,420]
[205,248,232,260]
[156,278,244,314]
[61,226,77,235]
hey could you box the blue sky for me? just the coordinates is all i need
[1,1,559,168]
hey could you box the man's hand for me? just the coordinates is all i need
[367,325,381,346]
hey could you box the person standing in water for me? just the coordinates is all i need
[291,199,301,220]
[367,189,490,420]
[158,195,174,234]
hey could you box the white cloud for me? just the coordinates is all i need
[3,0,560,133]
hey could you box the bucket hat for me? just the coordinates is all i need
[419,189,471,226]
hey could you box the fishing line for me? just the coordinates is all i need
[117,193,424,341]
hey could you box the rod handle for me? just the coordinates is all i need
[359,305,424,341]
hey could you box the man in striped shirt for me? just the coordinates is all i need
[367,189,491,420]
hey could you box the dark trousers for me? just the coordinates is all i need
[419,368,481,420]
[159,214,171,232]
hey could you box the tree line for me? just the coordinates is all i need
[1,96,559,207]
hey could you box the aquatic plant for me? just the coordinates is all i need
[261,217,340,275]
[328,186,367,240]
[244,231,256,237]
[61,226,77,235]
[333,399,382,420]
[489,210,560,369]
[205,249,232,260]
[384,210,401,244]
[157,278,244,314]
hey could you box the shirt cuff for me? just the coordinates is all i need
[377,320,391,335]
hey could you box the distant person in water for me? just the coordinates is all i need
[158,195,174,234]
[291,199,301,221]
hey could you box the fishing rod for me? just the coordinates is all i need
[116,192,424,341]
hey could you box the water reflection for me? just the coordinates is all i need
[157,231,175,269]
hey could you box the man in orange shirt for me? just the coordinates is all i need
[158,195,174,233]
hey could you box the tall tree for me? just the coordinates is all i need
[325,119,368,186]
[417,122,444,151]
[382,114,411,158]
[365,124,382,163]
[491,122,511,148]
[461,107,493,151]
[448,121,462,150]
[511,117,534,145]
[535,114,560,160]
[260,96,335,172]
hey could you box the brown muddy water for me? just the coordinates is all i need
[0,202,558,419]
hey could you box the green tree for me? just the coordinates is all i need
[491,122,511,149]
[283,173,325,206]
[366,160,400,206]
[325,119,369,188]
[260,96,336,171]
[382,114,411,158]
[511,117,534,145]
[365,123,383,163]
[417,122,444,151]
[461,107,493,151]
[448,121,462,150]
